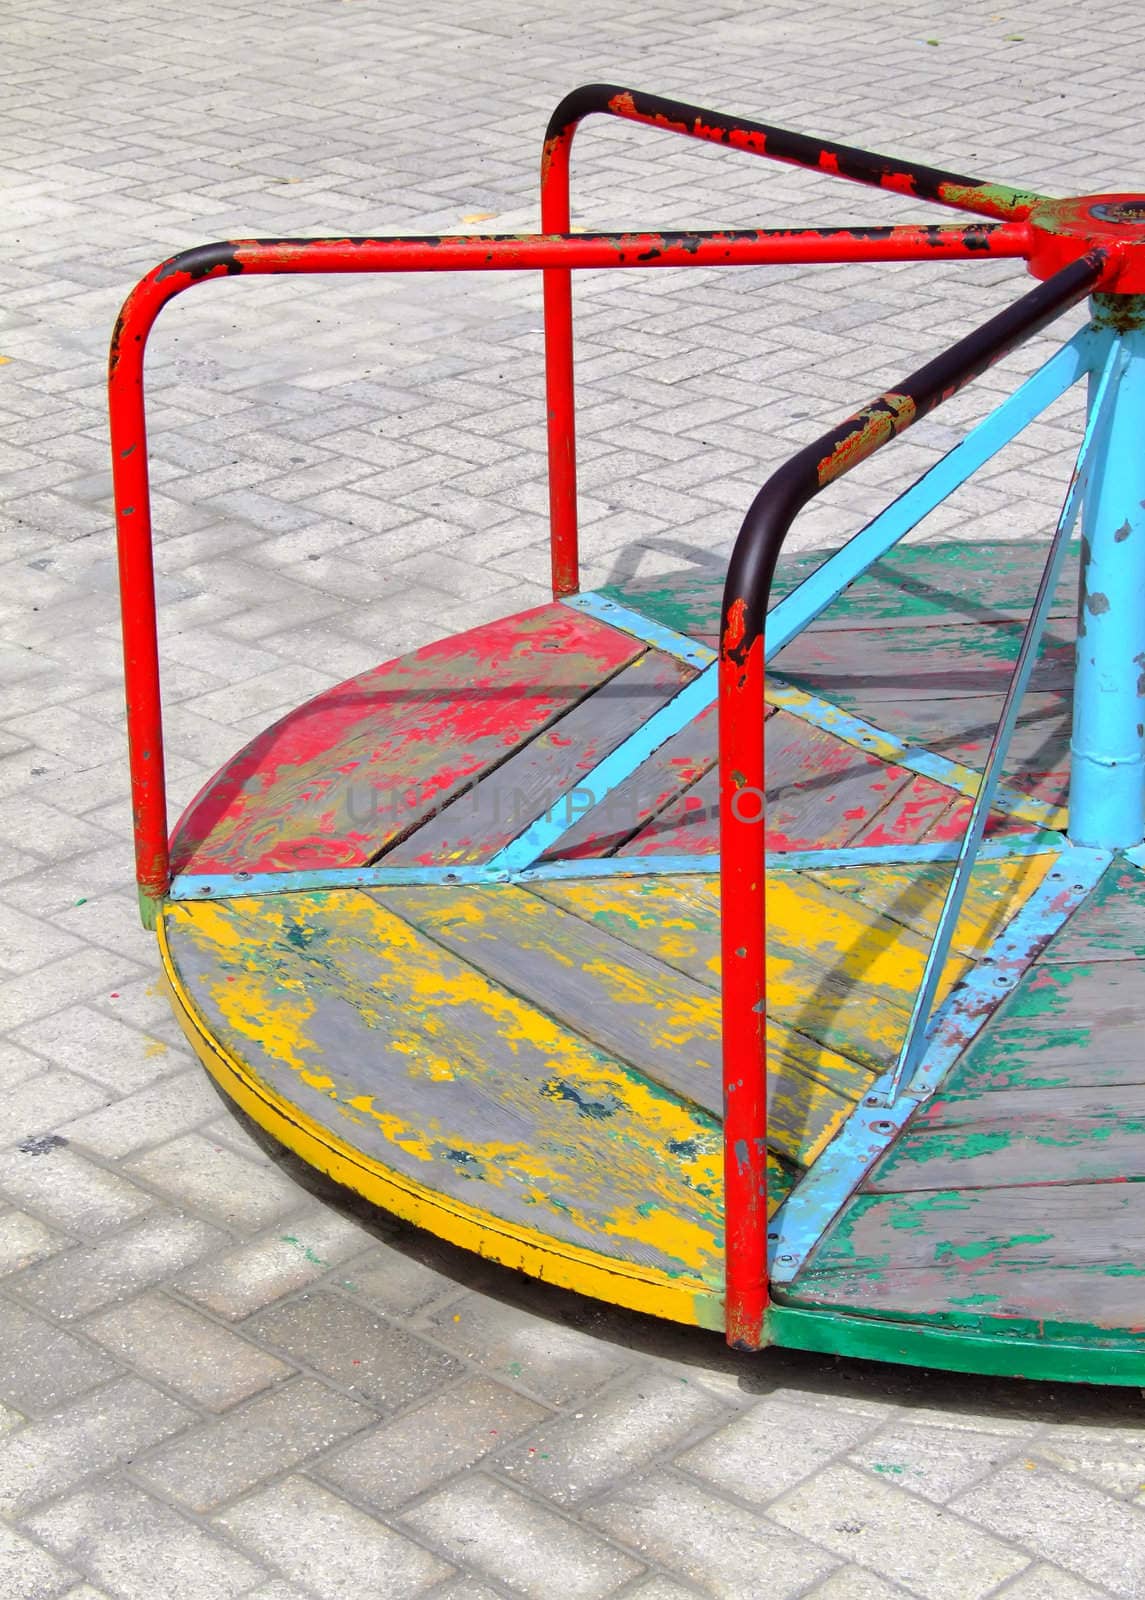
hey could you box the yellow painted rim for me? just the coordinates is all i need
[158,912,724,1332]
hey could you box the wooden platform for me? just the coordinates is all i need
[160,538,1145,1365]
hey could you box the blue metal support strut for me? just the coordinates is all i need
[879,336,1126,1104]
[1069,296,1145,849]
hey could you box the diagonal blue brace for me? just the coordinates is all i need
[877,334,1128,1105]
[765,325,1103,654]
[505,335,1101,875]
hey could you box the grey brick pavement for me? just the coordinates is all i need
[4,0,1145,1595]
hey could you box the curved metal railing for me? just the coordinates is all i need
[716,250,1106,1348]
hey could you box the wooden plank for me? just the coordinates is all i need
[848,691,1071,810]
[542,702,719,862]
[804,854,1054,959]
[598,540,1080,639]
[865,1082,1145,1192]
[164,889,742,1283]
[1038,862,1145,964]
[171,605,643,878]
[532,871,968,1077]
[383,649,696,866]
[939,960,1145,1094]
[618,710,965,855]
[379,883,862,1170]
[771,619,1075,704]
[788,1182,1145,1331]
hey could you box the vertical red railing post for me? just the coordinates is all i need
[718,598,770,1350]
[540,120,580,599]
[108,282,173,929]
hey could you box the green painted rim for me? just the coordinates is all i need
[768,1302,1145,1385]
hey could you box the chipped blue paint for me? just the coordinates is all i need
[486,668,718,873]
[768,843,1112,1284]
[170,830,1064,903]
[182,841,1070,901]
[563,592,716,669]
[1070,315,1145,849]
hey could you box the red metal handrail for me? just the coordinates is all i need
[110,225,1026,922]
[537,84,1048,600]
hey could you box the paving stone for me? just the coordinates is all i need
[618,1580,708,1600]
[800,1573,911,1600]
[426,1295,633,1405]
[0,1209,68,1275]
[56,1070,219,1159]
[215,1474,452,1598]
[123,1132,300,1230]
[82,1290,290,1411]
[333,1232,471,1316]
[403,1473,643,1599]
[11,1005,181,1096]
[769,1461,1031,1600]
[0,1522,77,1600]
[585,1470,840,1600]
[319,1374,548,1511]
[0,1376,193,1516]
[245,1289,463,1411]
[134,1374,374,1512]
[0,949,141,1033]
[25,1478,266,1600]
[0,1141,154,1237]
[174,1211,373,1319]
[679,1392,884,1504]
[242,1585,317,1600]
[497,1368,721,1506]
[0,1299,121,1414]
[11,1210,226,1320]
[1031,1426,1145,1499]
[954,1460,1145,1598]
[992,1565,1114,1600]
[0,1071,111,1149]
[847,1419,1023,1505]
[241,1585,316,1600]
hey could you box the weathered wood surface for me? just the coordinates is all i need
[164,890,738,1282]
[1038,862,1145,964]
[866,1081,1145,1191]
[936,959,1145,1095]
[171,605,641,877]
[534,869,984,1077]
[384,648,695,866]
[845,691,1071,809]
[789,1184,1145,1330]
[618,709,968,855]
[790,856,1145,1332]
[772,620,1075,704]
[805,855,1053,960]
[381,883,860,1169]
[542,702,720,861]
[599,539,1080,641]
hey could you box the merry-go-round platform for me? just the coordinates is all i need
[110,88,1145,1383]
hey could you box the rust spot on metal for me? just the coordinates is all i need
[1115,520,1132,542]
[817,393,916,486]
[1086,591,1111,615]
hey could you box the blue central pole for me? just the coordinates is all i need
[1069,295,1145,850]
